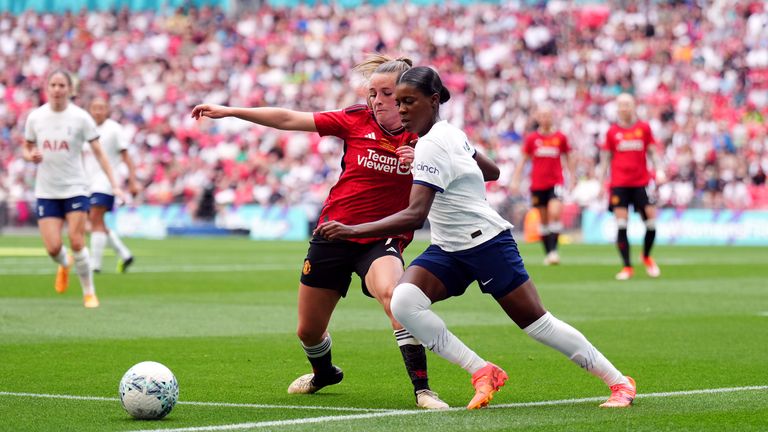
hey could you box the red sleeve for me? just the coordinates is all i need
[312,104,368,139]
[559,132,570,153]
[523,134,534,156]
[643,122,655,144]
[642,122,658,151]
[603,126,614,152]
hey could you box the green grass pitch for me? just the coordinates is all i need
[1,235,766,431]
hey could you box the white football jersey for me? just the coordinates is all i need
[24,103,99,199]
[412,120,512,252]
[83,119,128,195]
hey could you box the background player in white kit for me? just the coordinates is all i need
[316,66,636,410]
[22,70,123,308]
[84,97,139,273]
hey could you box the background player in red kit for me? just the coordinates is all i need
[191,55,448,409]
[598,93,664,280]
[510,105,572,265]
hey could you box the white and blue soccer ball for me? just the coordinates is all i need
[119,361,179,419]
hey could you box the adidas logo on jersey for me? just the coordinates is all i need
[364,132,376,140]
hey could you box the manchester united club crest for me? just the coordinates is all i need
[379,138,396,153]
[302,259,311,275]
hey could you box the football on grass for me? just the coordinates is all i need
[119,361,179,419]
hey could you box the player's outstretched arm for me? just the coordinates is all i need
[191,104,317,132]
[315,185,436,241]
[473,150,500,182]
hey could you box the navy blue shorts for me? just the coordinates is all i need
[410,230,530,300]
[90,192,116,211]
[36,196,90,219]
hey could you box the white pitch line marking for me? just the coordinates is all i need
[128,385,768,432]
[130,411,415,432]
[0,391,394,412]
[0,264,295,275]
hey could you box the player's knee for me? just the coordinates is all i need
[46,244,62,257]
[645,218,656,230]
[616,218,628,229]
[69,238,85,251]
[91,219,106,231]
[295,325,324,346]
[375,285,394,309]
[390,283,429,326]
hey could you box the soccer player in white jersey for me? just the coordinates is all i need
[316,66,636,409]
[84,97,139,273]
[22,70,123,308]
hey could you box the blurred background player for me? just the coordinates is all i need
[510,105,572,265]
[598,93,664,281]
[191,54,447,409]
[317,66,636,410]
[84,96,140,273]
[22,70,123,308]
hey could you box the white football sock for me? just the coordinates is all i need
[52,246,69,267]
[108,229,131,260]
[90,231,107,271]
[524,312,627,387]
[391,283,487,374]
[73,248,95,296]
[302,334,331,358]
[393,328,421,346]
[548,221,563,234]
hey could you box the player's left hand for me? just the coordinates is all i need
[314,221,357,241]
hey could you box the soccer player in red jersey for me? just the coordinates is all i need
[191,55,447,409]
[598,93,664,280]
[510,105,572,265]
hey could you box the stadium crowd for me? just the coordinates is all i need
[1,0,767,228]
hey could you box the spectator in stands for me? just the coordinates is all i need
[2,0,768,233]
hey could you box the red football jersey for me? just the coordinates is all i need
[603,121,656,187]
[314,105,416,244]
[523,131,570,191]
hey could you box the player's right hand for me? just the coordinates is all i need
[314,220,358,241]
[191,104,230,120]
